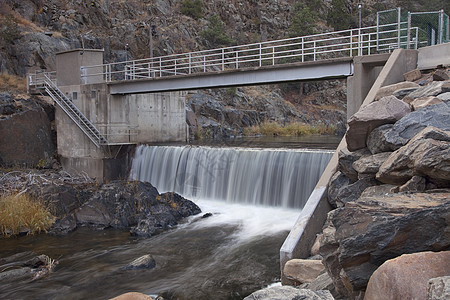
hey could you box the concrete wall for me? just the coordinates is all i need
[280,48,419,282]
[417,43,450,70]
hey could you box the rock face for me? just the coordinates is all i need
[364,252,450,300]
[428,276,450,300]
[320,191,450,298]
[283,259,325,285]
[0,107,54,167]
[376,127,450,186]
[346,96,411,151]
[243,286,334,300]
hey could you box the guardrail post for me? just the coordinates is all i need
[189,53,192,74]
[272,47,275,65]
[350,30,353,56]
[407,12,411,49]
[222,49,225,71]
[358,28,362,56]
[313,41,316,61]
[397,7,401,49]
[174,59,177,75]
[203,55,206,72]
[301,37,304,62]
[438,9,444,44]
[235,50,239,69]
[259,43,262,67]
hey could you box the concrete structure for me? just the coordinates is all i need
[279,43,450,281]
[55,49,187,181]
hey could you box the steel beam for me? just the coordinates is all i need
[109,58,353,94]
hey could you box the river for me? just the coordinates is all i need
[0,135,339,299]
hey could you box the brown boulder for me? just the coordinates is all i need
[403,69,422,82]
[346,96,411,151]
[374,82,420,101]
[110,292,153,300]
[320,191,450,298]
[433,70,449,81]
[411,96,443,110]
[352,152,392,178]
[364,251,450,300]
[283,259,325,285]
[376,127,450,185]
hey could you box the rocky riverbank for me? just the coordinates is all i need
[247,68,450,299]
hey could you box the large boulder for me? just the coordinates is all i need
[243,286,334,300]
[366,124,395,154]
[327,177,376,208]
[352,152,392,178]
[374,82,420,101]
[377,127,450,185]
[320,191,450,298]
[383,102,450,150]
[411,96,443,111]
[346,96,411,151]
[403,81,448,103]
[283,259,325,285]
[364,251,450,300]
[110,292,153,300]
[74,181,201,235]
[338,148,371,182]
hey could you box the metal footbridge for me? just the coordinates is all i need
[27,8,449,146]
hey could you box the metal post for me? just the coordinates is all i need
[397,7,401,49]
[236,50,239,69]
[350,30,353,56]
[358,28,362,56]
[438,9,444,44]
[174,59,177,75]
[259,43,262,67]
[301,37,304,62]
[407,12,411,49]
[447,14,450,42]
[222,49,225,71]
[358,4,362,29]
[313,41,316,61]
[189,53,192,74]
[272,47,275,65]
[159,57,162,77]
[376,11,380,51]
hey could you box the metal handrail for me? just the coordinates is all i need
[80,22,423,83]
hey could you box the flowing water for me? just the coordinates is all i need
[0,138,337,299]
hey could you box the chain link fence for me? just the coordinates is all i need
[376,7,449,52]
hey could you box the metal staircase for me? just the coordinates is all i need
[42,74,108,147]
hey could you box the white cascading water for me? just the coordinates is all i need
[129,145,333,209]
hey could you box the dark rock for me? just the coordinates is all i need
[383,102,450,150]
[329,177,376,208]
[243,286,334,300]
[433,70,449,81]
[328,171,351,208]
[377,127,450,185]
[122,254,156,270]
[398,175,426,193]
[337,148,371,182]
[73,181,201,236]
[0,107,55,167]
[352,152,392,178]
[346,96,411,151]
[392,87,420,99]
[320,191,450,298]
[0,267,32,282]
[360,184,396,197]
[202,213,213,218]
[366,124,395,154]
[300,272,336,297]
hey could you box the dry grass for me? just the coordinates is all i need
[244,121,337,136]
[0,73,27,93]
[0,193,55,237]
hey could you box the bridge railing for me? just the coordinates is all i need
[81,23,422,83]
[27,70,57,93]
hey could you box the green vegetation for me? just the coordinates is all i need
[201,15,234,47]
[0,193,55,237]
[180,0,203,20]
[326,0,355,31]
[288,2,320,37]
[0,14,21,45]
[244,121,336,137]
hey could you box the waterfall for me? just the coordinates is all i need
[129,145,333,209]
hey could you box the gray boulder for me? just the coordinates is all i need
[320,191,450,298]
[384,102,450,150]
[377,127,450,185]
[243,286,334,300]
[428,276,450,300]
[328,177,376,208]
[374,82,419,101]
[403,81,448,103]
[437,92,450,101]
[366,124,395,154]
[346,96,411,151]
[352,152,392,178]
[328,171,351,208]
[338,148,371,182]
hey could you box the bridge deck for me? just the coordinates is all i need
[108,57,353,94]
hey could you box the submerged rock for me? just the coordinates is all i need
[122,254,156,270]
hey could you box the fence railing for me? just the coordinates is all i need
[80,22,423,84]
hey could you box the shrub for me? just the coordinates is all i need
[244,121,336,136]
[288,2,319,37]
[326,0,356,31]
[200,15,234,47]
[0,14,21,44]
[180,0,203,20]
[0,193,55,237]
